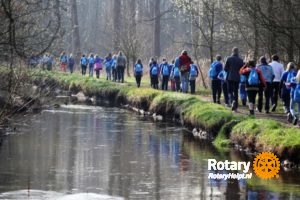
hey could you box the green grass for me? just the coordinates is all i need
[2,67,300,154]
[231,119,300,153]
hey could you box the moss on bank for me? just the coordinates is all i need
[1,67,300,158]
[231,119,300,160]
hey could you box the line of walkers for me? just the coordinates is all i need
[146,50,199,93]
[59,50,200,93]
[57,51,127,82]
[208,47,300,125]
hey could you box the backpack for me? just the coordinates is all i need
[105,59,112,69]
[240,75,247,83]
[162,64,169,76]
[151,65,158,75]
[68,57,75,65]
[217,70,227,81]
[135,64,143,73]
[173,66,180,77]
[89,57,94,64]
[248,68,259,85]
[293,83,300,103]
[81,57,88,65]
[61,55,67,63]
[190,65,197,77]
[209,61,218,78]
[285,72,295,89]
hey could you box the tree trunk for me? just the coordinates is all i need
[268,0,276,55]
[113,0,121,51]
[154,0,160,58]
[71,0,81,62]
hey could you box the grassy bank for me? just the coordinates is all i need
[1,67,300,159]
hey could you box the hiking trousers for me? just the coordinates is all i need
[211,79,222,103]
[227,80,239,109]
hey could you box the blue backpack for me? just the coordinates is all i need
[173,66,180,77]
[293,83,300,103]
[81,57,88,65]
[248,68,259,85]
[61,55,67,63]
[286,72,295,89]
[240,75,247,83]
[135,64,143,73]
[162,64,169,76]
[190,65,197,77]
[209,61,218,78]
[89,57,95,64]
[151,65,158,75]
[105,59,112,69]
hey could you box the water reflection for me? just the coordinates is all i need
[0,105,299,199]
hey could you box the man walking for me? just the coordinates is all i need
[224,47,244,112]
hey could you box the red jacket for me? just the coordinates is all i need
[239,65,266,90]
[179,54,192,72]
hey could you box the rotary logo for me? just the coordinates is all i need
[253,152,280,179]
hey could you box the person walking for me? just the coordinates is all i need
[134,59,143,87]
[189,62,199,94]
[209,55,223,103]
[217,69,229,106]
[224,47,244,112]
[160,58,170,90]
[60,51,68,72]
[171,58,181,92]
[94,54,103,79]
[291,70,300,125]
[280,62,296,114]
[116,51,127,83]
[257,56,275,113]
[80,54,88,75]
[239,60,266,116]
[104,53,113,81]
[179,50,192,93]
[150,59,159,89]
[88,53,95,77]
[269,54,284,112]
[68,53,75,73]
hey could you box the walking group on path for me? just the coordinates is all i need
[209,47,300,126]
[28,47,300,126]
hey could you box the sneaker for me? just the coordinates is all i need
[293,116,298,125]
[265,110,269,114]
[287,113,293,123]
[271,104,276,112]
[231,101,236,111]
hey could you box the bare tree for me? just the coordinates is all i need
[70,0,81,61]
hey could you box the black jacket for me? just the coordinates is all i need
[224,54,244,82]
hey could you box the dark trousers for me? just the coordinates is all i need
[227,80,240,109]
[135,75,142,87]
[222,82,229,104]
[81,64,87,75]
[281,88,291,113]
[161,75,169,90]
[257,82,273,112]
[69,64,74,73]
[117,66,125,82]
[95,70,100,78]
[247,90,258,105]
[112,68,117,81]
[211,79,222,103]
[271,82,280,108]
[151,75,159,89]
[190,80,196,94]
[174,77,181,91]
